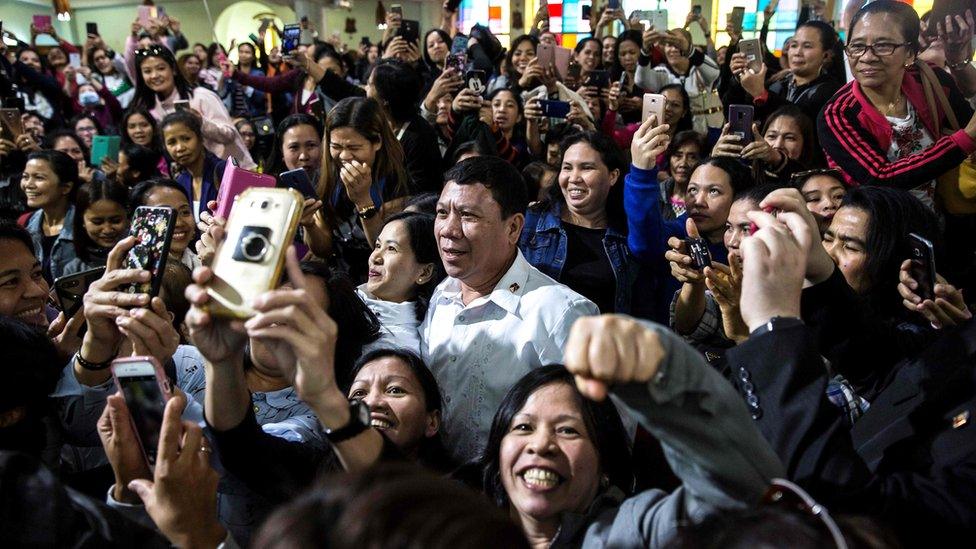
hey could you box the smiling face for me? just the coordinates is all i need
[83,199,128,248]
[559,142,618,220]
[848,12,914,91]
[823,206,870,293]
[576,40,601,72]
[52,136,84,163]
[764,115,804,161]
[163,122,203,169]
[0,239,49,327]
[724,198,759,255]
[329,127,380,169]
[435,181,522,288]
[143,187,195,257]
[20,158,70,211]
[511,40,537,75]
[802,175,846,232]
[491,90,521,133]
[366,220,433,303]
[669,141,701,187]
[282,124,321,174]
[126,113,154,147]
[500,382,601,526]
[139,56,176,97]
[788,26,828,79]
[426,32,449,64]
[93,48,114,75]
[347,356,439,457]
[685,164,734,237]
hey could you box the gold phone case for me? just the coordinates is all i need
[206,187,303,319]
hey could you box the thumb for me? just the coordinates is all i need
[574,375,608,402]
[128,479,154,503]
[686,217,701,239]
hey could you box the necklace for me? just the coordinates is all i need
[879,94,905,117]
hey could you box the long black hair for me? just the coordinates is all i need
[131,46,196,111]
[26,150,80,203]
[120,107,164,153]
[422,29,452,72]
[376,211,445,321]
[479,365,635,508]
[659,83,694,134]
[611,30,644,79]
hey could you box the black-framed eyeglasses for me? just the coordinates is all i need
[790,168,844,184]
[845,42,911,58]
[762,479,849,549]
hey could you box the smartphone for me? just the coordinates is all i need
[539,100,572,119]
[685,238,712,270]
[398,19,420,44]
[618,71,629,91]
[86,22,98,36]
[692,5,702,17]
[281,23,301,55]
[582,5,592,20]
[207,188,304,319]
[585,69,611,89]
[446,53,467,73]
[554,46,572,79]
[728,104,755,144]
[248,33,261,45]
[445,0,463,11]
[54,266,105,318]
[69,53,82,69]
[730,7,746,34]
[451,34,470,55]
[537,43,555,69]
[908,233,937,301]
[137,6,153,28]
[90,135,121,167]
[214,162,277,219]
[739,38,763,73]
[568,61,582,82]
[174,100,190,112]
[928,0,972,36]
[465,69,487,94]
[0,108,23,140]
[279,168,318,200]
[124,206,176,297]
[608,0,621,10]
[33,15,51,31]
[112,356,172,468]
[642,93,666,124]
[651,9,669,31]
[391,4,403,17]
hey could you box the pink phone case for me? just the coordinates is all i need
[554,47,572,79]
[111,356,172,468]
[214,163,277,219]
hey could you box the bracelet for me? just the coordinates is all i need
[75,351,116,371]
[948,60,972,71]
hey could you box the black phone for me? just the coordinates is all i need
[608,0,621,10]
[728,104,755,144]
[692,5,702,17]
[685,238,712,270]
[54,267,106,318]
[112,357,172,468]
[446,52,467,73]
[86,22,98,36]
[282,23,301,55]
[123,206,177,298]
[908,233,937,301]
[361,35,371,46]
[279,168,318,200]
[391,4,403,17]
[539,100,571,119]
[398,19,420,44]
[445,0,463,12]
[586,69,611,89]
[465,69,487,94]
[582,5,592,20]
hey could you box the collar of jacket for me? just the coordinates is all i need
[531,201,627,240]
[28,204,76,242]
[850,64,941,151]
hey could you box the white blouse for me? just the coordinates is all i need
[357,285,422,356]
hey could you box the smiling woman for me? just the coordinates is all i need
[61,179,130,277]
[20,150,81,283]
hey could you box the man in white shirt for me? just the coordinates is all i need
[421,156,599,464]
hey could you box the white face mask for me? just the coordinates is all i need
[79,91,100,107]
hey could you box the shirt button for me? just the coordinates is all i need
[747,395,759,407]
[253,405,260,413]
[450,356,457,362]
[742,381,754,393]
[458,315,465,322]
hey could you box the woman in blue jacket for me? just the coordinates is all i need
[519,131,635,314]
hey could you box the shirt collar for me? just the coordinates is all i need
[437,250,531,315]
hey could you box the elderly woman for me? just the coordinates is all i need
[818,0,976,204]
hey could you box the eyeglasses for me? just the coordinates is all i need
[845,42,911,58]
[762,479,849,549]
[789,168,844,184]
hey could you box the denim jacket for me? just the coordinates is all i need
[26,205,77,281]
[519,201,635,314]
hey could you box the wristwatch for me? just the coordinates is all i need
[357,203,378,220]
[324,399,371,443]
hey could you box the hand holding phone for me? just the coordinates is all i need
[215,163,277,219]
[279,168,318,200]
[642,93,666,124]
[685,237,713,270]
[55,267,106,318]
[728,104,755,144]
[0,108,23,140]
[112,356,172,468]
[907,233,937,302]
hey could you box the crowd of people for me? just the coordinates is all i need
[1,0,975,546]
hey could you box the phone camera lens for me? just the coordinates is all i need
[240,233,269,261]
[260,200,270,210]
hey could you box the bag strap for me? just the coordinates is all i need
[916,60,960,132]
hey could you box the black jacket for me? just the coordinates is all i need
[726,318,976,547]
